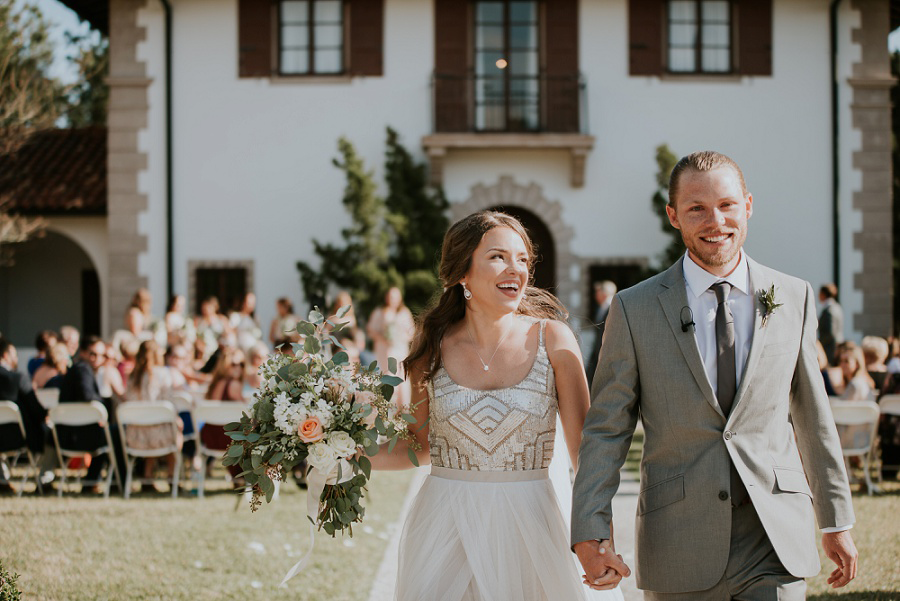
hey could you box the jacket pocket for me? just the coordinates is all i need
[638,474,684,515]
[773,466,813,498]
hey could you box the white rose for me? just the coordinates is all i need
[327,430,358,458]
[306,441,338,475]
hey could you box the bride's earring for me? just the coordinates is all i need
[462,283,472,300]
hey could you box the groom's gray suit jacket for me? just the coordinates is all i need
[571,256,854,594]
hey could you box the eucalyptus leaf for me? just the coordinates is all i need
[298,322,317,337]
[277,365,291,381]
[381,384,394,402]
[323,522,335,536]
[246,432,261,442]
[266,485,275,503]
[332,351,349,365]
[358,455,372,479]
[407,447,419,467]
[224,422,241,432]
[388,357,398,374]
[400,413,417,424]
[256,401,275,422]
[269,451,284,464]
[304,336,321,354]
[381,375,404,387]
[309,310,324,324]
[226,444,244,457]
[227,431,247,440]
[387,437,398,454]
[336,304,351,318]
[251,454,262,469]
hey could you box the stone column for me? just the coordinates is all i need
[850,0,895,335]
[106,0,150,335]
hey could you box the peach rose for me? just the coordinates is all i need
[298,416,325,443]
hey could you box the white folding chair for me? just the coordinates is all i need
[877,394,900,484]
[117,401,183,499]
[0,401,43,496]
[169,391,196,443]
[831,400,880,495]
[193,400,251,498]
[34,388,60,410]
[49,402,122,498]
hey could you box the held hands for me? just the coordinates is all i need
[822,530,858,588]
[573,539,631,591]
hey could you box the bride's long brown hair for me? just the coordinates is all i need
[403,211,568,382]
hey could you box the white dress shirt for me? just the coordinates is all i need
[682,251,754,397]
[682,251,851,533]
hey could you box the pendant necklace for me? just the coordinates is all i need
[465,318,514,371]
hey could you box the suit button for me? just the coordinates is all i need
[724,431,733,440]
[718,491,729,501]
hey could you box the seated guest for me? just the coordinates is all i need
[59,325,80,362]
[59,336,124,492]
[886,336,900,374]
[166,343,209,389]
[200,331,237,374]
[269,297,300,346]
[97,343,126,403]
[28,330,59,377]
[202,349,245,482]
[839,342,875,401]
[244,342,269,391]
[0,337,47,493]
[815,340,838,397]
[124,340,184,489]
[32,342,70,390]
[125,288,154,340]
[862,335,889,393]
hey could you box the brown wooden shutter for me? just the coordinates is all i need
[544,0,579,132]
[434,0,470,131]
[628,0,663,76]
[349,0,384,76]
[736,0,772,76]
[238,0,273,77]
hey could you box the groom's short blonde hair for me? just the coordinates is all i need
[668,151,748,207]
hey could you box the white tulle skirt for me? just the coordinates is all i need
[396,466,588,601]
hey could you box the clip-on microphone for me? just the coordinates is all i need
[680,306,695,333]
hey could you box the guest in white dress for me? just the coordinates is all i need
[369,211,628,601]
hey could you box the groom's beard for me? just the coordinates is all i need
[681,225,747,270]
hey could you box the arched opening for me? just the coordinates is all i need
[0,230,101,346]
[488,205,556,292]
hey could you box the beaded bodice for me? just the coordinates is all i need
[428,320,558,471]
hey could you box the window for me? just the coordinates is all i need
[667,1,731,73]
[278,0,344,75]
[474,0,540,131]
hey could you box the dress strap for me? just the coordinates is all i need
[538,319,547,349]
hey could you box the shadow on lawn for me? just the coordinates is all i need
[808,592,900,601]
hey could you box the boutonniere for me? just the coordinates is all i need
[757,285,783,327]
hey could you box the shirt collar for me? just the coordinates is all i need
[682,250,751,299]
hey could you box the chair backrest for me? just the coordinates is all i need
[117,401,178,427]
[50,401,109,426]
[879,394,900,417]
[0,401,27,452]
[193,400,251,427]
[831,400,880,454]
[35,388,60,410]
[168,390,194,412]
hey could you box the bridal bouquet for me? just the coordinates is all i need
[223,306,420,539]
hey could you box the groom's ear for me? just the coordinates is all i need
[665,204,681,230]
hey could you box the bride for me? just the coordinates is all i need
[370,211,629,601]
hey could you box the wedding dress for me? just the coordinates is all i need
[396,320,624,601]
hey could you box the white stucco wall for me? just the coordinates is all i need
[130,0,867,334]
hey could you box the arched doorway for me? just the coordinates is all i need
[488,206,556,292]
[0,230,101,346]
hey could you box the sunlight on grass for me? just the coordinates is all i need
[0,470,414,601]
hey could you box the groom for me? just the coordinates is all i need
[571,151,858,599]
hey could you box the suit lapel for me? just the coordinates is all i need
[731,259,770,416]
[657,259,722,417]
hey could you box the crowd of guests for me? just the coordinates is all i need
[0,286,416,495]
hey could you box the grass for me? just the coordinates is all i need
[0,468,415,601]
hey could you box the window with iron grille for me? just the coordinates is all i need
[667,0,731,74]
[474,0,540,132]
[278,0,344,75]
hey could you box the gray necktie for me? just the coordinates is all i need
[713,282,736,415]
[713,281,748,506]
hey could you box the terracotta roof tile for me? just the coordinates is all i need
[0,127,107,216]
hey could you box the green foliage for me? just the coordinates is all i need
[0,0,65,144]
[297,128,449,317]
[64,32,108,127]
[0,558,22,601]
[648,143,684,273]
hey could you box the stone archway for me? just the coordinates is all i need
[0,230,101,346]
[452,176,581,317]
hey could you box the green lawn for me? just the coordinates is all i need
[0,469,414,601]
